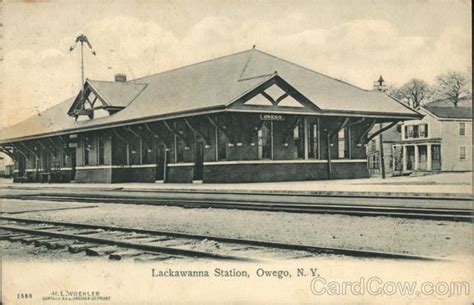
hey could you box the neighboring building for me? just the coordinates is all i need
[366,123,402,177]
[0,153,13,177]
[393,97,472,174]
[0,155,5,177]
[0,48,421,183]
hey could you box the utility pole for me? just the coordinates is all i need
[379,124,386,179]
[373,75,388,179]
[69,34,96,112]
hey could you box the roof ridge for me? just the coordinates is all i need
[88,79,148,86]
[130,48,254,82]
[238,48,255,79]
[252,49,372,92]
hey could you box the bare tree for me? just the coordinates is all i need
[465,66,472,96]
[389,79,431,109]
[433,71,469,107]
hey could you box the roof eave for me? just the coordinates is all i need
[0,105,227,145]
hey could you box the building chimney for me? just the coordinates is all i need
[114,73,127,82]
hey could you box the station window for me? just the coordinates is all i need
[129,136,140,165]
[174,122,192,163]
[309,123,319,159]
[337,128,350,159]
[338,129,345,159]
[293,121,305,159]
[258,121,272,160]
[62,149,69,168]
[459,146,466,160]
[176,138,186,163]
[83,136,92,166]
[97,134,105,165]
[217,129,227,161]
[141,139,154,164]
[459,123,465,136]
[112,137,127,166]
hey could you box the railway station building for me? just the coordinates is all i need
[0,48,421,183]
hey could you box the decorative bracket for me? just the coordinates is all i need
[357,119,377,145]
[17,142,39,159]
[163,121,190,147]
[284,117,302,144]
[112,128,128,144]
[34,139,55,155]
[184,118,209,146]
[330,117,350,143]
[207,115,231,142]
[366,121,399,142]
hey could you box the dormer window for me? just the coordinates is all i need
[67,77,147,121]
[67,84,125,120]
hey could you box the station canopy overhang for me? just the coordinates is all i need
[0,48,422,146]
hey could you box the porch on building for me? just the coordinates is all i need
[394,141,442,174]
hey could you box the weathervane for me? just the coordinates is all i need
[69,34,96,111]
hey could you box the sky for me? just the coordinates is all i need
[0,0,472,129]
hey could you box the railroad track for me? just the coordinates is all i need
[2,193,472,221]
[0,216,441,262]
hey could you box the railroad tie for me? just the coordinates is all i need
[20,236,51,245]
[0,233,24,240]
[34,238,64,247]
[68,243,99,253]
[109,250,143,260]
[44,239,77,250]
[8,234,30,241]
[134,253,175,262]
[85,246,119,256]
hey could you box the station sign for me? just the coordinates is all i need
[259,114,285,121]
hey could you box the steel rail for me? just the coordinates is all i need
[2,194,472,222]
[1,216,443,261]
[0,224,250,261]
[1,185,470,200]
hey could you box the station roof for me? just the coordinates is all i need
[0,48,421,143]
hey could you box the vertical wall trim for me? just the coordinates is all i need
[317,118,321,159]
[327,132,332,179]
[96,135,99,165]
[126,143,130,165]
[304,117,309,160]
[139,137,143,164]
[215,124,219,161]
[348,127,352,159]
[174,134,178,163]
[270,120,274,160]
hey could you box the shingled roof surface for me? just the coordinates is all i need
[0,48,419,143]
[425,96,472,108]
[424,106,472,119]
